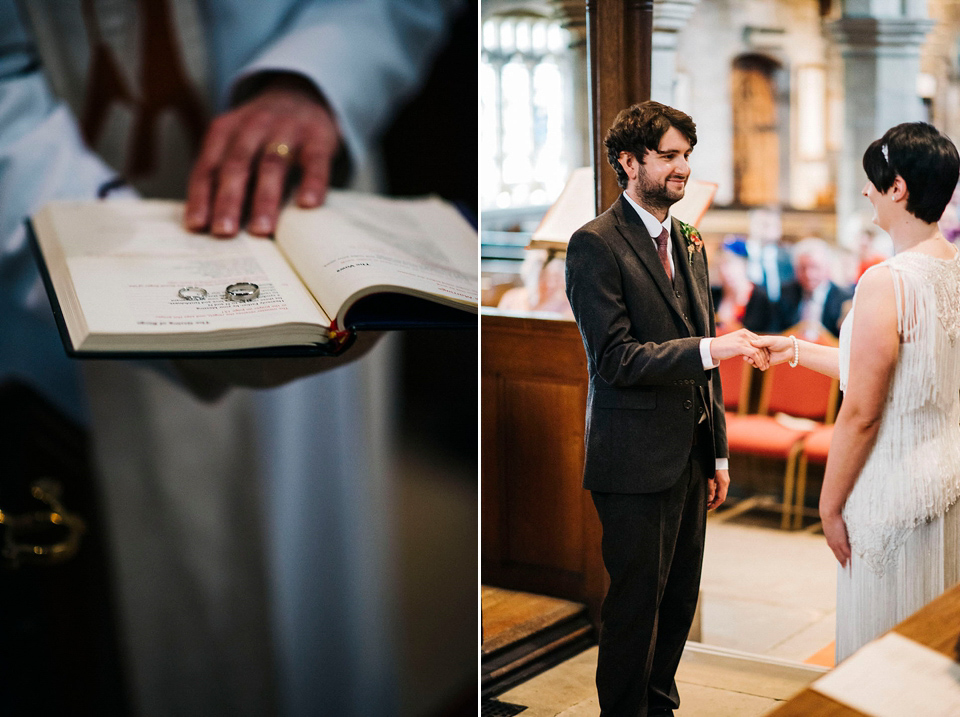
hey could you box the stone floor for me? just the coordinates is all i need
[490,510,839,716]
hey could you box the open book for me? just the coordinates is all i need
[29,191,478,357]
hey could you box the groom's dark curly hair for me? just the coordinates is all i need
[604,101,698,189]
[863,122,960,224]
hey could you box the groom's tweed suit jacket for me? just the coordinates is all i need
[565,194,727,493]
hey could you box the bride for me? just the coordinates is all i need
[755,122,960,661]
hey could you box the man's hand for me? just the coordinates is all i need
[707,469,729,511]
[710,328,770,370]
[750,334,795,367]
[185,75,341,238]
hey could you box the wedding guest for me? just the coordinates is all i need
[499,249,574,317]
[855,227,893,281]
[711,238,775,332]
[744,206,794,302]
[775,237,853,338]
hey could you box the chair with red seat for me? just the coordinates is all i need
[793,423,834,529]
[715,327,753,416]
[723,325,839,529]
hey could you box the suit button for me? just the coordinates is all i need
[675,290,682,298]
[683,399,693,409]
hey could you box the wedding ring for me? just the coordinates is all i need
[225,282,260,302]
[178,287,207,300]
[266,142,291,158]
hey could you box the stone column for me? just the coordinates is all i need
[827,6,934,246]
[550,0,590,169]
[651,0,700,105]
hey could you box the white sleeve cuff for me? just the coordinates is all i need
[700,338,719,370]
[715,458,729,471]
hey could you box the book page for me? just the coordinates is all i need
[671,179,718,228]
[274,192,478,328]
[36,200,330,346]
[529,167,595,251]
[811,632,960,716]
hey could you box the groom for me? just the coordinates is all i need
[565,101,767,716]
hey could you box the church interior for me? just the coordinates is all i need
[481,0,960,714]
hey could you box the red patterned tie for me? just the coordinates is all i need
[656,227,673,282]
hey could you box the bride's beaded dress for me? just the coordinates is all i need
[836,248,960,661]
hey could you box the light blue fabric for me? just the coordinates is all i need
[203,0,453,168]
[0,2,459,715]
[0,5,119,421]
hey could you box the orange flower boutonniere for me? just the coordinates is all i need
[679,221,703,265]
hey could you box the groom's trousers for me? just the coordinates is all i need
[591,430,710,717]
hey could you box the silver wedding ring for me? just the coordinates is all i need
[225,282,260,302]
[178,286,207,300]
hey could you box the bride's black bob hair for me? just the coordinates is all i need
[863,122,960,224]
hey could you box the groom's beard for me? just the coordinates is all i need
[638,172,686,213]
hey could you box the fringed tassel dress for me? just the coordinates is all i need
[836,249,960,662]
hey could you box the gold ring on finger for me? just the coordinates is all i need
[266,142,291,158]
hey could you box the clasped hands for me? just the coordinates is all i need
[710,330,797,371]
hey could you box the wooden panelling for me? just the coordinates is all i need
[500,377,584,571]
[481,312,607,624]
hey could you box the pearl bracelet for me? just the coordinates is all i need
[788,334,799,368]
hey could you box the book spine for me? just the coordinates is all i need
[327,324,355,354]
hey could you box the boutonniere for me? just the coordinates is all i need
[679,221,703,264]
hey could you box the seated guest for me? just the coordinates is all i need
[711,238,775,332]
[499,249,574,318]
[745,206,794,302]
[855,227,892,281]
[776,237,853,338]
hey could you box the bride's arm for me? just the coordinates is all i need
[751,335,841,378]
[819,267,899,565]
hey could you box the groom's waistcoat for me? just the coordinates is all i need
[565,195,727,494]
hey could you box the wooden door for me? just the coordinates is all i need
[732,55,781,206]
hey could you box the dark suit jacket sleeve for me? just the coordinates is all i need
[565,227,707,388]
